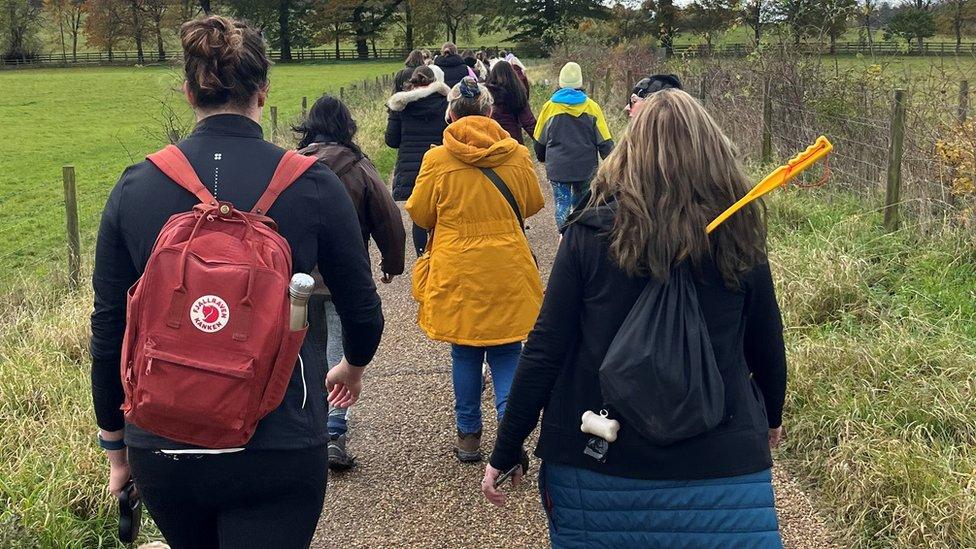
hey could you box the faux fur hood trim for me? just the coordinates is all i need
[387,82,452,112]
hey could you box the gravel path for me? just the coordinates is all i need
[312,166,838,548]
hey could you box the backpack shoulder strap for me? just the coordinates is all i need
[479,167,524,230]
[252,151,319,215]
[146,145,217,206]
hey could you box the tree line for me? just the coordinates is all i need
[1,0,974,62]
[0,0,611,62]
[608,0,975,54]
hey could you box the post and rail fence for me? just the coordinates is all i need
[1,44,546,69]
[5,40,976,69]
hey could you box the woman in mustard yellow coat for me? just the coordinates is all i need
[407,77,544,463]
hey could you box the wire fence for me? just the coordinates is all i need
[559,43,974,233]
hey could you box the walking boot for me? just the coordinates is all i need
[455,430,483,463]
[328,434,355,472]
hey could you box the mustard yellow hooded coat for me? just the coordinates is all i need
[406,116,545,346]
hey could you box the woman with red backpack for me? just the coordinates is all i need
[90,16,384,547]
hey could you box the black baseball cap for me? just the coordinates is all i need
[633,74,683,98]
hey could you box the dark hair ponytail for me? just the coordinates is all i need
[293,95,362,155]
[486,60,527,112]
[181,16,270,110]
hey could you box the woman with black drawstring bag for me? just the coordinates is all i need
[483,89,788,548]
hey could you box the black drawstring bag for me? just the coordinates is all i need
[599,263,725,446]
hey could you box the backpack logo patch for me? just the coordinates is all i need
[190,295,230,333]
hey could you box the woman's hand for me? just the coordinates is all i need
[768,425,785,449]
[107,450,131,497]
[326,359,364,408]
[482,464,523,507]
[101,430,130,497]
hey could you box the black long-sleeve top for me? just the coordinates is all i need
[91,114,384,449]
[489,204,787,479]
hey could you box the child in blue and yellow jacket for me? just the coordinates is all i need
[534,62,614,228]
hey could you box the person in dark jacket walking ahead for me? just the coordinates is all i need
[295,95,406,470]
[394,49,426,93]
[534,62,614,229]
[486,60,536,144]
[90,16,384,547]
[434,42,470,88]
[386,66,451,255]
[484,89,787,548]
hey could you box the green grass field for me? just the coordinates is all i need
[0,62,400,288]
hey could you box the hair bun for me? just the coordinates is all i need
[182,16,244,63]
[180,16,270,109]
[459,77,481,98]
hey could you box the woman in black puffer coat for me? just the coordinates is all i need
[434,42,470,88]
[385,65,450,255]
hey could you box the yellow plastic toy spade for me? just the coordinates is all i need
[706,136,833,234]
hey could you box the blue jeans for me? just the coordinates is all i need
[323,300,347,438]
[450,342,522,434]
[550,181,589,228]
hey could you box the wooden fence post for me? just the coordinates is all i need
[301,96,307,118]
[761,80,772,163]
[698,76,707,105]
[884,89,907,232]
[270,106,278,142]
[340,87,345,100]
[623,69,633,108]
[62,166,81,288]
[587,78,595,98]
[958,80,969,123]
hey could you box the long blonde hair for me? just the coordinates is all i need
[590,89,766,287]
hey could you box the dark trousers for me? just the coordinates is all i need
[128,446,328,549]
[412,223,428,256]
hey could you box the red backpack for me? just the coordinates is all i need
[120,145,318,448]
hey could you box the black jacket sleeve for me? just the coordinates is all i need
[385,110,402,149]
[533,139,546,163]
[489,226,585,470]
[90,172,139,431]
[314,169,384,367]
[743,262,788,428]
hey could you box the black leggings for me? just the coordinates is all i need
[128,446,327,549]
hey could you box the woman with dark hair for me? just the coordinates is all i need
[90,15,384,546]
[434,41,469,88]
[486,60,536,144]
[483,89,787,548]
[385,65,450,255]
[461,48,486,80]
[394,49,426,93]
[294,95,405,470]
[408,77,544,464]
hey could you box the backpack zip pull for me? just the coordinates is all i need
[145,357,154,375]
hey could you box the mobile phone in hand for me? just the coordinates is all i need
[118,479,141,543]
[493,464,521,489]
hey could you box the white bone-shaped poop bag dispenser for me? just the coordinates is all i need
[581,410,621,443]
